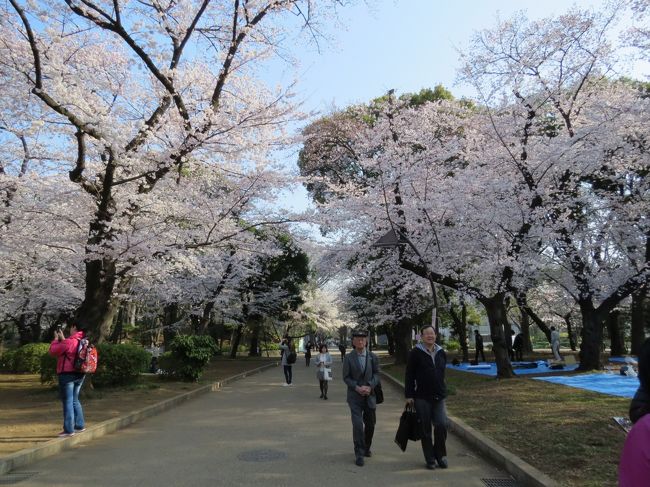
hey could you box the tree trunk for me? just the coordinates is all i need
[630,286,648,355]
[74,257,118,343]
[162,303,180,346]
[229,324,244,359]
[480,294,514,378]
[31,311,43,343]
[392,318,413,365]
[17,313,31,345]
[460,302,469,362]
[578,301,605,371]
[248,320,261,356]
[564,313,578,351]
[606,309,626,356]
[385,324,395,355]
[519,307,533,355]
[109,305,124,343]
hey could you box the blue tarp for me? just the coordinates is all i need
[447,361,580,376]
[533,373,640,398]
[608,356,638,364]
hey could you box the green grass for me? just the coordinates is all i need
[382,363,629,487]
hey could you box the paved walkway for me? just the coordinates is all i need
[9,361,509,486]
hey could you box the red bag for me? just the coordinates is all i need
[74,338,98,374]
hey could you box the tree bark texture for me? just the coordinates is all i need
[481,294,514,378]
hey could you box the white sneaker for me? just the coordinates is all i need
[282,382,290,386]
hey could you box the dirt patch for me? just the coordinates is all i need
[0,357,276,456]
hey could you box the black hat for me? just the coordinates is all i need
[351,327,368,337]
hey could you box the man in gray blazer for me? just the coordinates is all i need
[342,327,380,467]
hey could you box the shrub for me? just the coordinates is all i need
[0,349,18,372]
[164,335,219,382]
[157,352,183,379]
[12,343,50,373]
[93,343,151,387]
[40,353,58,384]
[445,339,461,352]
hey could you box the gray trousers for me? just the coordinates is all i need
[348,398,375,456]
[415,398,447,464]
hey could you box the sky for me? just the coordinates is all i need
[280,0,618,112]
[268,0,642,213]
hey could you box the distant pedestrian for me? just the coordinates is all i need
[305,342,312,367]
[405,325,449,470]
[316,343,333,400]
[279,338,295,386]
[474,330,486,363]
[48,323,87,437]
[339,342,346,361]
[513,332,524,361]
[342,327,380,467]
[550,327,561,361]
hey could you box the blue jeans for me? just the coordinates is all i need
[283,365,292,384]
[58,373,85,433]
[415,398,448,464]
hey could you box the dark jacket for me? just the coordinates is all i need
[405,344,447,401]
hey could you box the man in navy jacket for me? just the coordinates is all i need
[405,325,448,470]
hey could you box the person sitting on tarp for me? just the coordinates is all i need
[619,338,650,487]
[629,338,650,424]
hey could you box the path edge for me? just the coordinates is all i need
[0,362,277,476]
[380,371,560,487]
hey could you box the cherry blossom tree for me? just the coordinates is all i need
[1,0,347,341]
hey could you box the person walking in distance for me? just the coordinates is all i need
[48,323,87,437]
[338,342,346,361]
[279,337,295,386]
[405,325,449,470]
[342,328,380,467]
[474,329,486,363]
[316,343,333,399]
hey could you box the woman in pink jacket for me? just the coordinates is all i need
[48,323,87,437]
[619,338,650,486]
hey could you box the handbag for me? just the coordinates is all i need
[394,404,422,452]
[323,368,332,381]
[374,381,384,404]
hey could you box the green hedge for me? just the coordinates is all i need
[40,342,150,386]
[40,353,58,384]
[444,339,461,352]
[159,335,219,382]
[93,343,151,387]
[0,349,18,372]
[0,343,50,373]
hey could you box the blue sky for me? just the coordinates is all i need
[282,0,616,112]
[269,0,636,213]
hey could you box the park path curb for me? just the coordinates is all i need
[0,362,277,476]
[380,371,560,487]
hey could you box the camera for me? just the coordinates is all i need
[56,324,63,332]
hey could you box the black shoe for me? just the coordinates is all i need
[319,394,323,398]
[364,450,372,457]
[355,456,364,467]
[323,395,328,400]
[426,463,436,470]
[436,457,448,469]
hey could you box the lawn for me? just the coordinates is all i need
[381,361,630,487]
[0,356,276,456]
